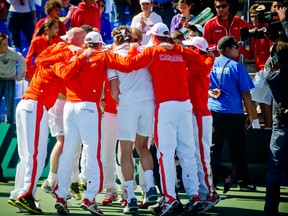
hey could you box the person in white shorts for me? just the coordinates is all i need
[41,92,82,200]
[108,26,158,214]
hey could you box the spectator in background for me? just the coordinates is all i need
[203,0,251,57]
[70,0,101,32]
[6,0,37,49]
[208,36,259,193]
[170,0,195,39]
[0,33,26,124]
[241,4,273,128]
[60,0,77,29]
[152,0,175,27]
[187,24,203,38]
[171,30,184,44]
[131,0,162,45]
[131,27,143,45]
[26,18,63,81]
[34,0,67,37]
[113,0,141,25]
[97,0,112,44]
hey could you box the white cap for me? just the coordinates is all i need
[140,0,151,4]
[182,36,208,52]
[256,4,265,12]
[189,24,204,35]
[84,31,103,44]
[146,23,169,37]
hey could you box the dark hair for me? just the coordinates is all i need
[214,0,230,5]
[155,35,170,42]
[87,43,102,49]
[80,25,94,33]
[171,30,184,40]
[0,32,8,43]
[178,0,193,7]
[112,26,132,45]
[276,41,288,65]
[35,18,58,37]
[45,0,62,16]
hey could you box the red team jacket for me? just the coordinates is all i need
[25,35,63,79]
[53,51,129,103]
[103,80,117,114]
[187,53,214,115]
[115,45,205,105]
[23,42,87,110]
[239,35,272,72]
[34,17,67,37]
[70,2,100,30]
[204,14,252,56]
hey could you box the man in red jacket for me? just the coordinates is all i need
[203,0,251,57]
[70,0,101,32]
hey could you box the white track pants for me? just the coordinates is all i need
[55,101,103,201]
[154,100,199,200]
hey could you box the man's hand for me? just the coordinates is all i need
[209,88,221,99]
[68,45,83,54]
[82,47,95,58]
[276,7,287,21]
[207,51,215,58]
[158,42,173,50]
[130,42,140,49]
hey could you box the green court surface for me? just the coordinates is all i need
[1,181,288,216]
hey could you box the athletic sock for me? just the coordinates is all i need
[125,180,136,201]
[145,170,155,191]
[47,172,57,186]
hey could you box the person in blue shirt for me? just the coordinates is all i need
[208,36,259,193]
[97,0,112,44]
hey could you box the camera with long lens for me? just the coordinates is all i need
[240,10,284,41]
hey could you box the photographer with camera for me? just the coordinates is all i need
[277,6,288,39]
[263,6,288,216]
[208,36,259,193]
[240,4,273,128]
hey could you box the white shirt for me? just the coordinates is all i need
[131,12,162,45]
[7,0,36,13]
[107,43,155,106]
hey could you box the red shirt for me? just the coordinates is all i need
[204,14,252,57]
[34,17,67,37]
[187,53,214,115]
[56,51,129,103]
[114,45,205,105]
[70,2,100,30]
[103,80,117,114]
[23,42,87,109]
[239,27,272,71]
[25,35,63,79]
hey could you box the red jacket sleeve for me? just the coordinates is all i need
[51,53,87,80]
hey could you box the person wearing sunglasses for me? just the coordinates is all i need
[209,36,259,194]
[203,0,252,58]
